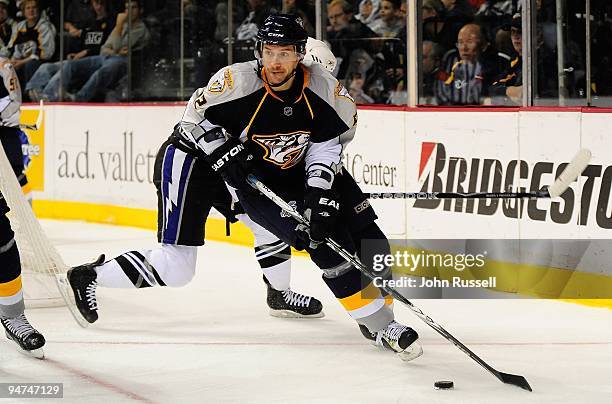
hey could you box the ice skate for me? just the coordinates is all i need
[1,313,45,359]
[67,255,104,324]
[265,276,324,318]
[360,321,423,361]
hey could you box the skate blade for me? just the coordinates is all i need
[55,274,91,328]
[17,346,45,360]
[397,341,424,362]
[269,309,325,319]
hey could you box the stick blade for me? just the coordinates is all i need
[498,372,533,391]
[547,148,592,198]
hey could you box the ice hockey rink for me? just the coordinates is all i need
[1,220,611,404]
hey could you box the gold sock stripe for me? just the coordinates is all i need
[0,275,22,297]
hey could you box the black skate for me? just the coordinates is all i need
[359,321,423,361]
[67,255,104,324]
[264,276,324,318]
[1,313,46,359]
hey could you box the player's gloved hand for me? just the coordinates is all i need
[205,138,255,193]
[296,187,340,249]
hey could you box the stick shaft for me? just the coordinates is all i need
[366,149,591,201]
[366,190,550,199]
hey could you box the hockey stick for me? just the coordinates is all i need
[19,100,44,131]
[366,149,592,200]
[247,174,533,392]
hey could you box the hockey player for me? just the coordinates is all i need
[174,14,421,360]
[67,38,339,326]
[0,57,45,358]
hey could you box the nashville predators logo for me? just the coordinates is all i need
[207,68,234,94]
[252,131,310,169]
[335,81,355,103]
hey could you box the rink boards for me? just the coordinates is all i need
[19,104,612,301]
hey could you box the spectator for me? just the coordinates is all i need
[348,71,375,103]
[491,13,522,104]
[235,0,272,41]
[233,0,275,62]
[473,0,517,57]
[438,0,475,50]
[6,0,56,91]
[435,23,504,105]
[59,0,150,102]
[398,0,407,20]
[183,0,217,89]
[63,0,96,56]
[0,0,16,56]
[355,0,380,31]
[26,0,113,102]
[422,0,459,53]
[369,0,404,37]
[282,0,314,36]
[422,39,443,100]
[327,0,379,80]
[442,0,475,18]
[379,34,406,104]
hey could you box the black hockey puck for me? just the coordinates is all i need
[434,380,454,390]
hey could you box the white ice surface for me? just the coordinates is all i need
[1,220,611,403]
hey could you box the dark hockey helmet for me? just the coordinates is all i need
[254,14,308,60]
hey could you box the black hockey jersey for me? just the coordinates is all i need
[177,61,357,190]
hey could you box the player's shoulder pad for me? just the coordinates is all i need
[305,63,355,107]
[201,61,262,106]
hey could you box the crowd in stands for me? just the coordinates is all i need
[0,0,608,105]
[0,0,151,102]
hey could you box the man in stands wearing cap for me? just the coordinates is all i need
[492,13,522,104]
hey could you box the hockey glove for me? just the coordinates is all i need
[205,138,255,193]
[297,187,340,249]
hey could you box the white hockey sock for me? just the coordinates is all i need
[238,213,292,291]
[258,243,291,291]
[95,259,136,288]
[95,245,198,288]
